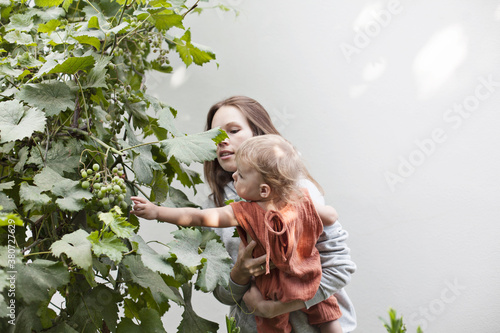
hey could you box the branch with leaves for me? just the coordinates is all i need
[0,0,238,332]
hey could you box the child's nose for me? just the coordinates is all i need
[232,172,237,181]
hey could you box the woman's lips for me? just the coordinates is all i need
[219,151,234,160]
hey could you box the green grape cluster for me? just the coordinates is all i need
[80,164,129,211]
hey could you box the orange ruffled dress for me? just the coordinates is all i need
[230,191,342,333]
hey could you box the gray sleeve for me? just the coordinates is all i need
[213,277,250,306]
[305,221,356,309]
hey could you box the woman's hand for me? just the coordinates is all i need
[243,283,270,317]
[130,196,159,220]
[243,283,306,319]
[230,240,268,285]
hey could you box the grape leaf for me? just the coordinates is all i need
[66,285,120,332]
[168,228,204,268]
[116,308,166,333]
[44,322,79,333]
[17,259,70,304]
[120,255,183,306]
[150,170,170,203]
[169,156,203,193]
[72,30,104,50]
[28,7,65,21]
[27,140,81,175]
[0,193,15,211]
[152,12,184,31]
[32,166,93,211]
[168,228,230,292]
[50,229,93,270]
[62,0,73,11]
[16,82,75,116]
[0,64,24,78]
[36,55,95,78]
[35,0,65,7]
[4,31,35,45]
[0,269,9,292]
[12,303,44,331]
[19,182,51,210]
[147,94,182,137]
[196,239,231,292]
[104,22,129,35]
[37,19,61,35]
[5,13,34,32]
[177,283,219,333]
[98,207,136,239]
[33,166,65,191]
[160,128,227,166]
[47,174,93,212]
[122,122,161,184]
[87,16,100,29]
[131,234,175,277]
[88,231,127,263]
[55,186,93,212]
[0,212,23,227]
[0,294,8,319]
[0,181,14,190]
[163,186,199,208]
[0,100,46,143]
[83,53,111,89]
[175,29,216,67]
[16,52,43,68]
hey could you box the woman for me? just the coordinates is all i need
[202,96,357,332]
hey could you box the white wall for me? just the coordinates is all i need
[141,0,500,331]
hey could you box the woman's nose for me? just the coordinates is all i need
[218,138,229,146]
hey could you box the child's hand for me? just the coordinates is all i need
[130,196,159,220]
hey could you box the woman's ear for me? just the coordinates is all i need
[259,184,271,199]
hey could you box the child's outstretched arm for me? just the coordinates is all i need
[130,196,239,228]
[314,204,338,226]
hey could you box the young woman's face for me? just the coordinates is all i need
[211,106,254,173]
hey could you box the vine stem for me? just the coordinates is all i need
[74,74,91,131]
[63,126,125,156]
[116,14,151,46]
[183,0,200,18]
[24,251,52,258]
[110,0,134,55]
[83,0,101,15]
[119,140,162,153]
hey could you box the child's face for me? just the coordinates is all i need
[232,161,267,202]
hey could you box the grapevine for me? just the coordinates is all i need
[0,0,236,332]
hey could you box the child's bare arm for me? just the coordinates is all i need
[130,196,239,228]
[314,204,338,226]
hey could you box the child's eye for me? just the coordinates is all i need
[229,128,240,134]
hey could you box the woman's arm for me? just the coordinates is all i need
[243,283,305,318]
[130,196,239,228]
[315,204,338,226]
[304,221,356,308]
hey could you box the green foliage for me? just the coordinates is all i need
[225,316,241,333]
[380,308,423,333]
[0,0,235,331]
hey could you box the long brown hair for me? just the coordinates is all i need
[204,96,322,207]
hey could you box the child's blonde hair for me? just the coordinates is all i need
[235,134,305,204]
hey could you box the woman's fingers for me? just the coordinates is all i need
[243,283,266,317]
